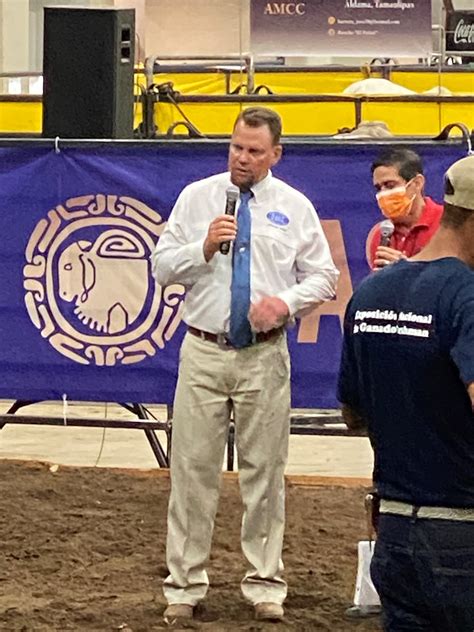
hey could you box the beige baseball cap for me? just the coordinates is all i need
[444,154,474,211]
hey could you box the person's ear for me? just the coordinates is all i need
[414,174,425,193]
[271,144,282,167]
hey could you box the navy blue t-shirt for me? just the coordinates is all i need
[338,258,474,507]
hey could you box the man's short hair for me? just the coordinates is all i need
[441,203,473,229]
[234,107,282,145]
[371,148,424,181]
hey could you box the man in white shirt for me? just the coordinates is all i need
[152,107,338,624]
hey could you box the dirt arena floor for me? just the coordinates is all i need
[0,460,382,632]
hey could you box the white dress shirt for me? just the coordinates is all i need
[151,171,339,334]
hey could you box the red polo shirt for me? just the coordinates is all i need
[366,197,443,270]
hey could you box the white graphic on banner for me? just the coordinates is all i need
[23,194,184,366]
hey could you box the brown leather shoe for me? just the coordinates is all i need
[254,602,284,621]
[163,603,194,624]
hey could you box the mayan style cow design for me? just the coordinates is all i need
[58,229,148,334]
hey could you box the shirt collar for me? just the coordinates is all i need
[410,197,438,230]
[226,170,272,203]
[250,171,272,203]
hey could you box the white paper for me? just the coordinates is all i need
[353,540,381,606]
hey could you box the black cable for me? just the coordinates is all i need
[151,82,205,138]
[133,81,147,139]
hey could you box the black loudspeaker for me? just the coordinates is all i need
[43,7,135,139]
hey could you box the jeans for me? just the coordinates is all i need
[371,513,474,631]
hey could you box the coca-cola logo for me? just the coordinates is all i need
[454,18,474,44]
[446,11,474,50]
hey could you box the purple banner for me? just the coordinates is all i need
[0,141,463,408]
[250,0,432,58]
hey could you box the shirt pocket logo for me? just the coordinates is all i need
[266,211,289,227]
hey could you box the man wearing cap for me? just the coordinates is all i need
[338,155,474,631]
[366,148,443,270]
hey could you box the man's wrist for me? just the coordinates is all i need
[203,239,217,262]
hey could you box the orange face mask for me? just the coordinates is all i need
[376,185,415,220]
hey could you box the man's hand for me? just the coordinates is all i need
[249,296,289,333]
[203,215,237,262]
[374,246,407,269]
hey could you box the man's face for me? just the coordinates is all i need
[373,165,409,193]
[228,120,282,190]
[373,165,424,222]
[373,165,423,197]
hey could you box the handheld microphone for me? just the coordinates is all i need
[379,219,395,247]
[220,185,240,255]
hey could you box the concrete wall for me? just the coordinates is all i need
[0,0,29,73]
[144,0,248,58]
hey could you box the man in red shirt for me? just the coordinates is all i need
[366,148,443,270]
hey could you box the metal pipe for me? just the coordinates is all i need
[144,53,255,94]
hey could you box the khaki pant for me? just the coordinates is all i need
[163,331,291,606]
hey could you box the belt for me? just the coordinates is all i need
[187,326,283,348]
[380,499,474,522]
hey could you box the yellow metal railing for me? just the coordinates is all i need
[1,65,472,137]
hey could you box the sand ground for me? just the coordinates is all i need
[0,401,380,631]
[0,461,380,632]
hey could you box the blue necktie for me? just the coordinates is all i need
[229,191,253,348]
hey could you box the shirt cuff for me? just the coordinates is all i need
[189,238,208,268]
[275,289,299,317]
